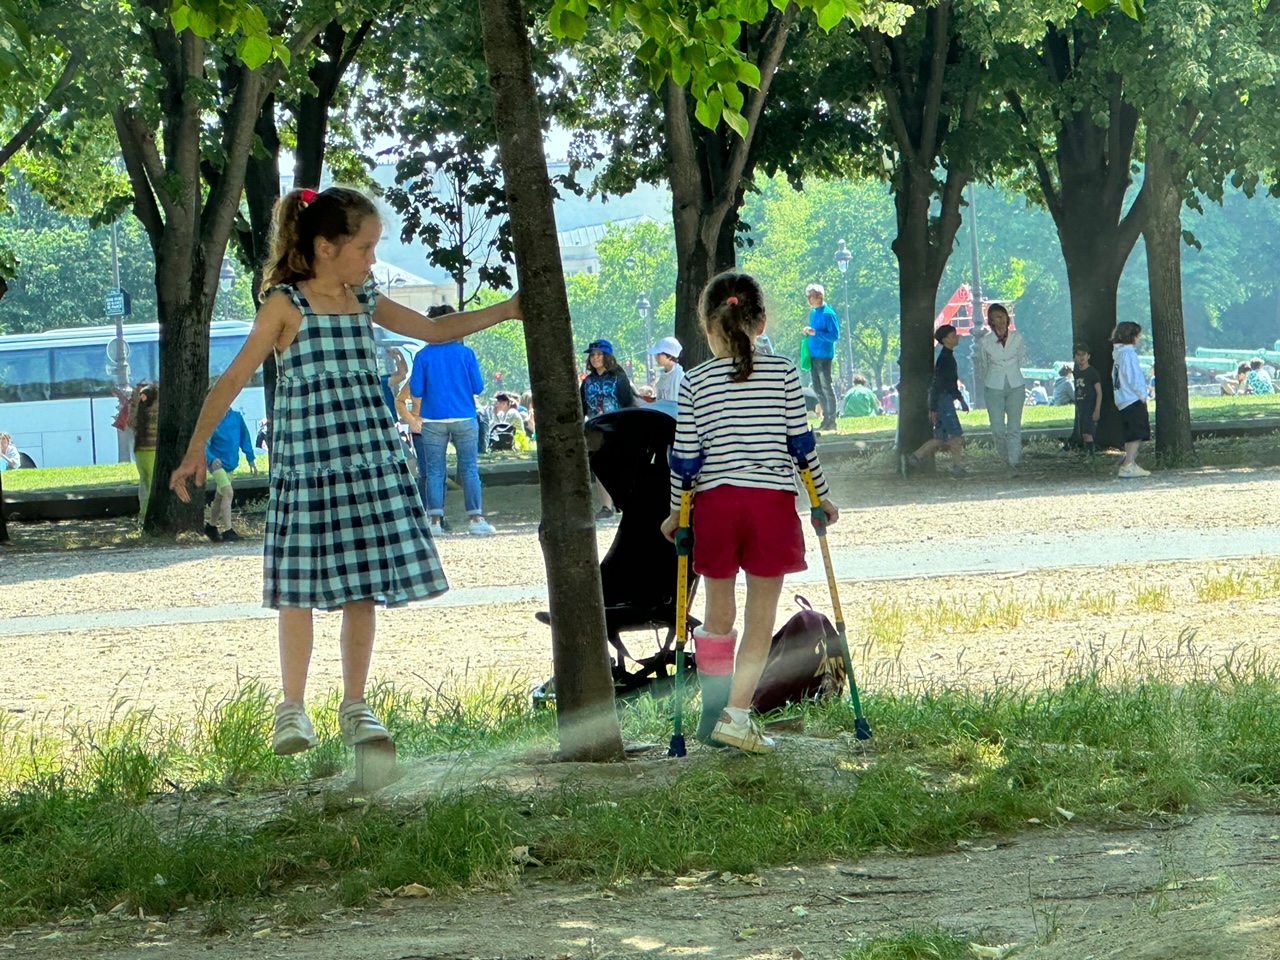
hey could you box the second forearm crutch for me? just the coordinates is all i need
[789,432,872,740]
[667,452,703,758]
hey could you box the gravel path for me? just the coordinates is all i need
[3,463,1278,723]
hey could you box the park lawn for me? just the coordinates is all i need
[1,455,268,493]
[831,393,1280,437]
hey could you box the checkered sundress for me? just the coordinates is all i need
[262,282,448,610]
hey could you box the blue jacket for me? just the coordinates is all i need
[207,409,255,473]
[409,342,485,420]
[807,304,841,359]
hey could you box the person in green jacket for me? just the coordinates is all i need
[841,375,882,418]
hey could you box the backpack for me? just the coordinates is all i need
[489,422,517,451]
[751,595,846,714]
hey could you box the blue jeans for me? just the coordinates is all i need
[419,419,482,516]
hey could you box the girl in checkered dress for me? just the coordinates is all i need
[171,186,521,756]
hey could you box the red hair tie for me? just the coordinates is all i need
[300,188,318,205]
[726,296,739,306]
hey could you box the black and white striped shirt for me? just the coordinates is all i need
[669,354,828,509]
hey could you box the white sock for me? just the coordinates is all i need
[724,706,749,725]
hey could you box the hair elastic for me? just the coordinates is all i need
[300,188,318,205]
[726,296,739,306]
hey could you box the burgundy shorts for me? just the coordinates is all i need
[692,484,807,580]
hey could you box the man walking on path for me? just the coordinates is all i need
[804,284,841,431]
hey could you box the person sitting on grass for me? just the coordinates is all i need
[1246,359,1274,396]
[905,324,968,477]
[205,397,259,543]
[1052,365,1074,406]
[1112,321,1151,478]
[841,375,881,418]
[1222,363,1251,396]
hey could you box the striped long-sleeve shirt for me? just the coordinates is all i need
[669,354,829,510]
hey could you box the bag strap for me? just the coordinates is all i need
[793,594,813,611]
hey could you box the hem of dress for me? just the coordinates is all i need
[263,584,449,612]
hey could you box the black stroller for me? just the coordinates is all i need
[535,405,698,698]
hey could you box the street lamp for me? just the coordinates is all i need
[834,239,854,395]
[219,258,236,293]
[636,292,652,383]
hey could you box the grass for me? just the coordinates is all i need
[2,644,1279,928]
[842,929,974,960]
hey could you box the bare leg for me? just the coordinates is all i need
[701,575,737,636]
[339,599,377,705]
[948,437,966,465]
[215,486,234,532]
[278,606,314,704]
[1121,440,1140,467]
[596,478,614,511]
[727,574,786,710]
[912,438,942,460]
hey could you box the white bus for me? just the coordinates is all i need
[0,321,267,468]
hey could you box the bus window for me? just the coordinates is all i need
[209,333,264,387]
[0,349,52,403]
[128,341,159,385]
[53,345,114,399]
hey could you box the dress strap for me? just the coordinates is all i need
[266,284,314,315]
[358,279,381,317]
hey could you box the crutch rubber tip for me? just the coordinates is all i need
[667,735,687,758]
[854,718,873,741]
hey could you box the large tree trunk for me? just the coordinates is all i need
[1144,138,1193,464]
[1009,30,1145,449]
[479,0,623,762]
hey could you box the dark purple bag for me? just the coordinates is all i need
[751,595,846,714]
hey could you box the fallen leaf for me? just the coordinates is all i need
[391,883,433,898]
[1105,848,1139,856]
[507,846,543,868]
[969,942,1026,958]
[252,927,273,938]
[791,906,809,917]
[1046,856,1060,864]
[1055,807,1075,821]
[970,844,998,852]
[37,933,63,941]
[1026,818,1042,825]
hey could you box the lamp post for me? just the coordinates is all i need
[636,292,652,383]
[834,239,853,394]
[219,258,236,293]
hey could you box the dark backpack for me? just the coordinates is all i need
[489,422,517,451]
[751,595,846,714]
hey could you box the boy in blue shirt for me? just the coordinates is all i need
[205,404,258,542]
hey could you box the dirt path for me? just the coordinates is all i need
[11,810,1280,959]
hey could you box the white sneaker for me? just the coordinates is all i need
[468,518,496,536]
[429,517,444,536]
[338,699,390,747]
[710,711,775,754]
[1118,463,1151,478]
[273,702,318,756]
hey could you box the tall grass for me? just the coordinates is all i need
[1,644,1278,927]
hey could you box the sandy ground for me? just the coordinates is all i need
[3,464,1279,722]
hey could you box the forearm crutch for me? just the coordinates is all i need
[789,432,872,740]
[667,453,703,757]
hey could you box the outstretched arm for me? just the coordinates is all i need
[374,295,522,344]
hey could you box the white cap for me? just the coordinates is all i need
[648,336,682,358]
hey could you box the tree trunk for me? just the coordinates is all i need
[478,0,623,762]
[148,249,213,534]
[1060,235,1127,449]
[0,471,8,543]
[244,95,281,419]
[1144,138,1194,464]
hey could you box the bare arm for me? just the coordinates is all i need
[170,294,294,501]
[374,294,521,344]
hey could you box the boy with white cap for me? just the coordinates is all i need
[648,336,684,402]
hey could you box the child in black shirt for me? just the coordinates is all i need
[1073,343,1102,456]
[905,324,968,476]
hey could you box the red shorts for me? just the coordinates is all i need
[691,484,806,579]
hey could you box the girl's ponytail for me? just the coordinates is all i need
[700,272,766,382]
[259,186,380,301]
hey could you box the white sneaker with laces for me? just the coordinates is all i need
[468,518,496,536]
[273,702,318,756]
[429,518,444,536]
[710,711,775,754]
[1118,462,1151,478]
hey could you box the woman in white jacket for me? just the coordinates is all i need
[1111,321,1151,478]
[975,304,1028,469]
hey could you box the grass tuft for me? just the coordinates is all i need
[841,928,974,960]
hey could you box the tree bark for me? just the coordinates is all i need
[1143,138,1194,463]
[242,94,282,419]
[478,0,623,762]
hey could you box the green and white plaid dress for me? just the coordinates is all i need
[262,282,447,610]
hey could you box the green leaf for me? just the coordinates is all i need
[237,34,272,70]
[722,107,748,139]
[709,56,738,83]
[560,9,588,40]
[169,3,190,34]
[241,4,269,36]
[671,53,692,87]
[736,60,761,88]
[186,6,217,37]
[817,0,846,32]
[722,80,743,112]
[694,90,724,130]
